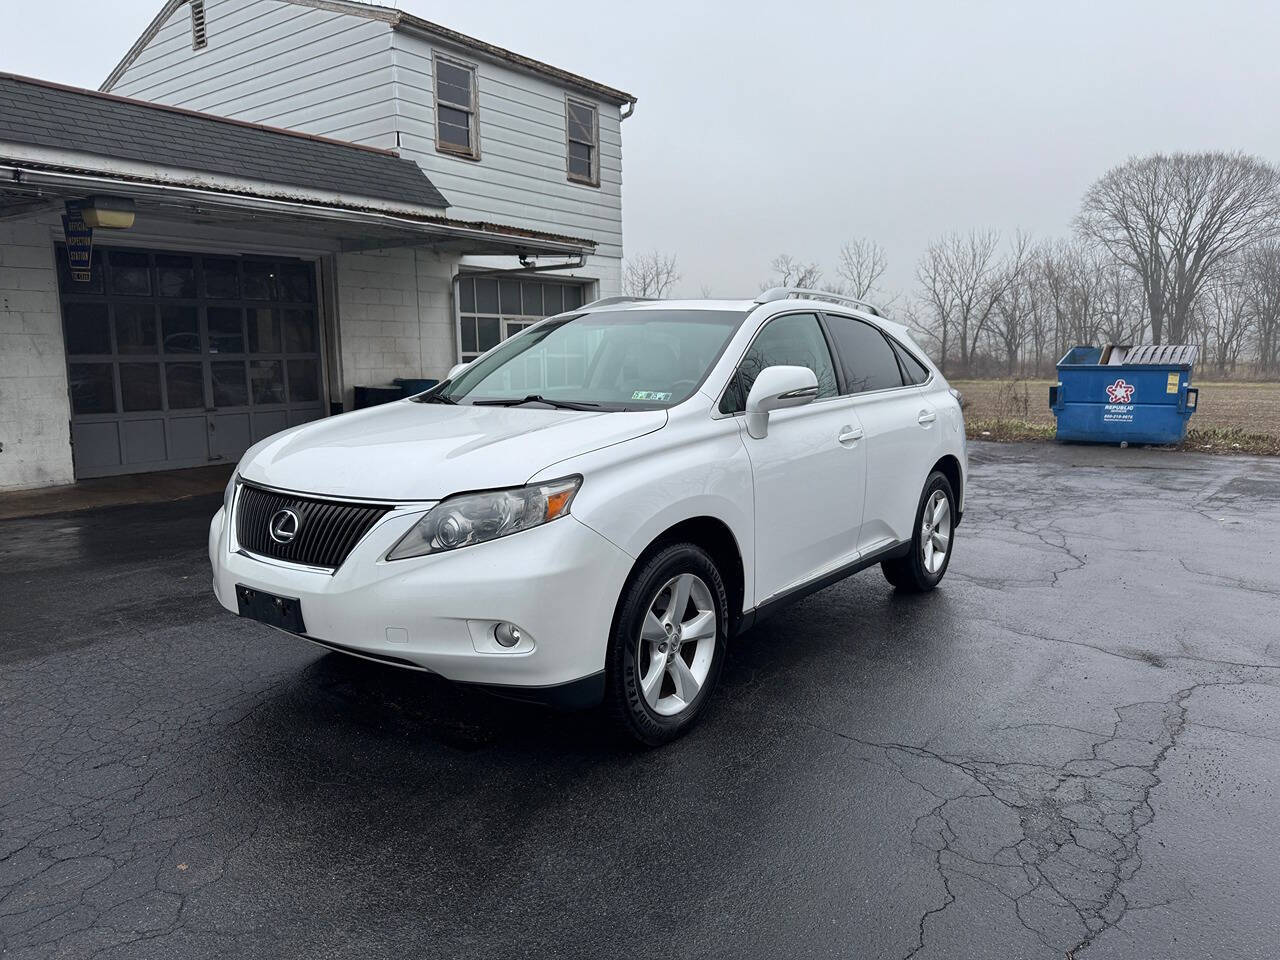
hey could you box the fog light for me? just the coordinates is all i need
[494,622,522,647]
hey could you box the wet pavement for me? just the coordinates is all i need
[1,441,1278,959]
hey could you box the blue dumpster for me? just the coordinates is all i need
[1049,344,1199,445]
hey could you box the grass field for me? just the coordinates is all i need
[951,378,1280,455]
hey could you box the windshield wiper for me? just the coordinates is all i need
[416,392,456,404]
[472,394,600,410]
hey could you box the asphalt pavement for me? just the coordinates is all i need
[1,441,1278,959]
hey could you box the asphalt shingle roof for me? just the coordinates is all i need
[0,73,449,210]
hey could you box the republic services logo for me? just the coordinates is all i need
[1106,379,1135,403]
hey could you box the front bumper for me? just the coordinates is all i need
[209,502,634,692]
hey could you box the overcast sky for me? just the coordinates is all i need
[5,0,1280,300]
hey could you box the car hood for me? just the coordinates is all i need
[237,400,667,501]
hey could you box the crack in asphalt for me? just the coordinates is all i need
[814,679,1267,959]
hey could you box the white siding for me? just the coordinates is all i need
[0,220,74,491]
[109,0,400,149]
[391,30,624,260]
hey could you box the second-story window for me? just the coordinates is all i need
[566,97,599,186]
[434,54,479,159]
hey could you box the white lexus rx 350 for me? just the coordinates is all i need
[210,289,966,744]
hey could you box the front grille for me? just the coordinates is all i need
[235,483,393,570]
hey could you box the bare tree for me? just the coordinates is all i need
[1077,151,1280,344]
[761,253,824,291]
[622,251,680,298]
[1244,242,1280,375]
[836,237,888,299]
[915,230,1029,374]
[1196,267,1251,376]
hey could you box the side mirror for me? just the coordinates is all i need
[446,362,469,381]
[744,365,819,439]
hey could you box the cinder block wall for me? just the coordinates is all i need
[334,247,458,409]
[0,221,73,491]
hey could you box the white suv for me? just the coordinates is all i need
[210,289,966,744]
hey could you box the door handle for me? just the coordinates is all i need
[837,425,863,445]
[917,411,937,425]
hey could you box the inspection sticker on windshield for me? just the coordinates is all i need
[631,390,672,402]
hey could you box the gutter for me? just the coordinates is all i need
[2,164,595,257]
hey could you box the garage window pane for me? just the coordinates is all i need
[69,363,116,414]
[521,282,543,317]
[460,316,477,354]
[64,303,111,355]
[287,359,320,402]
[120,362,162,411]
[108,250,152,296]
[160,306,199,354]
[282,309,316,353]
[212,361,248,407]
[500,280,521,314]
[203,258,239,299]
[114,305,158,354]
[459,277,475,312]
[543,284,562,316]
[243,261,275,300]
[475,279,499,314]
[564,285,584,309]
[248,308,281,353]
[155,255,196,298]
[250,360,285,405]
[477,316,501,352]
[278,262,314,302]
[165,362,205,409]
[207,307,244,354]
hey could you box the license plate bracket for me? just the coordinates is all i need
[235,584,306,635]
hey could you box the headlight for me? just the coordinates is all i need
[386,476,581,560]
[223,472,239,515]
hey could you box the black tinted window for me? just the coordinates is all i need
[890,338,930,384]
[719,312,837,414]
[824,315,904,394]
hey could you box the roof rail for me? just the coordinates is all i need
[756,287,882,317]
[580,295,657,309]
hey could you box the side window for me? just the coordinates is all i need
[566,98,600,186]
[824,314,905,394]
[434,55,479,159]
[889,338,931,384]
[719,313,837,414]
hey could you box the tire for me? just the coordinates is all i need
[882,471,956,593]
[605,543,728,746]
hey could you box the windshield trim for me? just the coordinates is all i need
[420,308,751,412]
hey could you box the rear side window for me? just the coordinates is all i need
[719,312,837,414]
[823,314,905,394]
[889,338,931,384]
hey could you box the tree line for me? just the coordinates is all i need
[624,151,1280,379]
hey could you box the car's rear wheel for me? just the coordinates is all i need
[882,471,955,593]
[606,543,728,746]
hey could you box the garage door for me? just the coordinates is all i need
[58,246,326,479]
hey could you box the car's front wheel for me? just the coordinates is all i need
[882,471,956,593]
[606,543,728,746]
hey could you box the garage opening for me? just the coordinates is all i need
[57,246,325,479]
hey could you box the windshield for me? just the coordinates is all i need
[428,309,747,410]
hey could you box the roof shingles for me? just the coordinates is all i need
[0,73,449,210]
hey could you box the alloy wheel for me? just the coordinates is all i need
[921,489,952,574]
[635,573,718,717]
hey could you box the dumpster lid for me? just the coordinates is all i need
[1110,344,1199,367]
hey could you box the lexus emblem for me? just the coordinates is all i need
[268,508,300,544]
